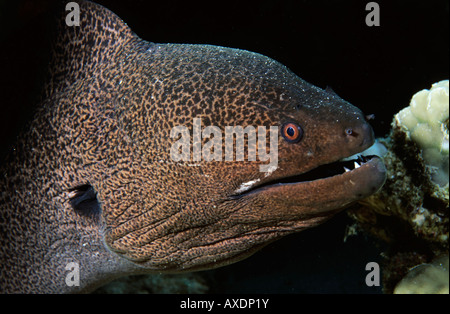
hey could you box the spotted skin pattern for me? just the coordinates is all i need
[0,1,386,293]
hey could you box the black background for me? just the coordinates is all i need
[0,0,448,293]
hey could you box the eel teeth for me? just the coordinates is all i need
[343,155,369,173]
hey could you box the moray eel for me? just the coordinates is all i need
[0,1,386,293]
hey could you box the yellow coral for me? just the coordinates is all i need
[352,80,449,292]
[395,80,449,186]
[394,255,449,294]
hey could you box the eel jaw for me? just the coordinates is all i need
[230,154,387,208]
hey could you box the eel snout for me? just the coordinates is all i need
[344,119,375,151]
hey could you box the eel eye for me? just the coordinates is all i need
[281,122,303,143]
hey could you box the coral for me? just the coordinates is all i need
[348,80,449,293]
[394,255,449,294]
[395,80,449,186]
[381,251,429,294]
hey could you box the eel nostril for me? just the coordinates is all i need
[356,122,375,148]
[345,128,359,137]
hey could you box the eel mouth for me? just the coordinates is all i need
[231,154,386,198]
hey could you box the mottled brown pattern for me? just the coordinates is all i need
[0,1,385,293]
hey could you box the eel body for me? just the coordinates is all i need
[0,1,386,293]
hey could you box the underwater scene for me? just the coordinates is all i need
[0,0,448,297]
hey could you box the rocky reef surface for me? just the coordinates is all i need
[349,80,449,294]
